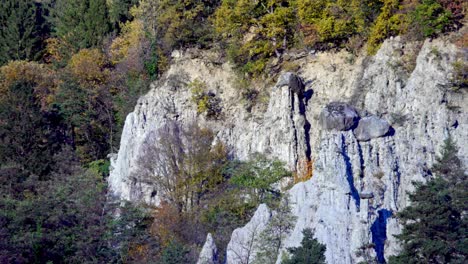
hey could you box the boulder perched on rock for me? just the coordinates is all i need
[197,233,218,264]
[320,102,360,131]
[353,115,391,141]
[276,72,305,95]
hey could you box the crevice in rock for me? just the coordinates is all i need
[393,160,401,211]
[371,209,393,263]
[299,92,312,160]
[357,141,365,178]
[391,144,401,210]
[341,134,360,211]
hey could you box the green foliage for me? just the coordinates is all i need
[0,0,44,65]
[229,153,292,204]
[108,202,160,263]
[160,240,191,264]
[214,0,296,76]
[282,228,326,264]
[87,159,111,177]
[255,196,297,264]
[297,0,381,48]
[367,0,407,55]
[190,78,222,119]
[409,0,452,38]
[451,59,468,91]
[0,165,111,263]
[389,136,467,263]
[0,79,65,177]
[134,0,220,54]
[50,0,111,51]
[108,0,140,28]
[54,74,115,163]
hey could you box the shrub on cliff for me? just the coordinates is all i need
[229,153,292,204]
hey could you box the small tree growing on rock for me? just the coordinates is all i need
[282,228,326,264]
[254,195,297,264]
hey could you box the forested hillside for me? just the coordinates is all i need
[0,0,466,263]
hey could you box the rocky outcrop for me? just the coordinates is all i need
[353,115,391,141]
[276,72,305,95]
[320,102,360,131]
[226,204,271,264]
[109,36,468,263]
[197,233,218,264]
[226,37,467,264]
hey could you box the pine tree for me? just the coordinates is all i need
[108,0,140,28]
[282,228,326,264]
[0,0,42,65]
[50,0,110,50]
[160,240,191,264]
[389,136,467,263]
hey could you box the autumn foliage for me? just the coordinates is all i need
[294,158,314,184]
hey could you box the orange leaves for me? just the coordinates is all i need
[127,243,151,263]
[293,158,314,184]
[299,23,320,47]
[151,202,183,247]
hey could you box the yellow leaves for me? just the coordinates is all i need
[109,20,146,64]
[367,0,407,54]
[68,49,109,88]
[0,61,58,109]
[44,38,73,64]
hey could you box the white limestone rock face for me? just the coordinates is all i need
[226,204,271,264]
[108,49,310,204]
[109,36,468,263]
[197,233,218,264]
[222,38,467,263]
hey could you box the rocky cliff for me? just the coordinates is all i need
[109,36,467,263]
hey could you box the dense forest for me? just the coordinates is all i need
[0,0,466,263]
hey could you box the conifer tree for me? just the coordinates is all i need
[51,0,110,50]
[282,228,326,264]
[389,136,467,263]
[0,0,42,65]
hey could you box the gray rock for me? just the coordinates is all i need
[109,36,468,264]
[360,192,374,199]
[197,233,218,264]
[226,204,271,264]
[354,115,391,141]
[276,72,305,95]
[320,102,360,131]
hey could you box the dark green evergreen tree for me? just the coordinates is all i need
[108,0,139,29]
[50,0,110,50]
[0,0,42,65]
[282,228,326,264]
[389,136,467,263]
[160,240,191,264]
[0,80,66,177]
